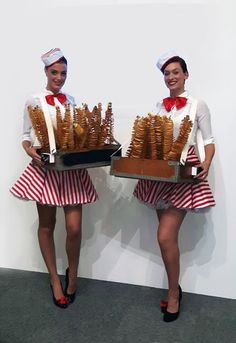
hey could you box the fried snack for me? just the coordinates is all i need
[73,105,79,125]
[98,102,114,146]
[167,115,193,161]
[126,116,140,157]
[28,105,49,152]
[61,104,72,150]
[162,116,174,160]
[29,101,116,153]
[74,123,84,137]
[105,102,114,145]
[155,115,164,159]
[129,116,148,159]
[147,114,158,159]
[54,106,63,148]
[98,118,107,146]
[87,106,101,148]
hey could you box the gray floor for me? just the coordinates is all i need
[0,268,235,343]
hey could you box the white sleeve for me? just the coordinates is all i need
[22,96,38,142]
[196,100,215,145]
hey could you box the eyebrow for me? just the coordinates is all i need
[164,68,180,74]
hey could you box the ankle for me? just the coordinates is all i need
[50,274,60,285]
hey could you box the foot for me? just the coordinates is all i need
[64,268,77,303]
[163,285,182,322]
[66,271,77,295]
[166,287,180,313]
[50,276,65,300]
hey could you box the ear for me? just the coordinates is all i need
[184,72,189,80]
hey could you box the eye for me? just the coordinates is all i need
[61,71,67,76]
[51,70,57,75]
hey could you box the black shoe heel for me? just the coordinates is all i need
[160,300,168,313]
[163,285,182,322]
[64,268,77,304]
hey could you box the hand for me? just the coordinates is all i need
[194,160,211,180]
[26,146,44,166]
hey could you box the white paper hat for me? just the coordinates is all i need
[41,48,64,67]
[156,50,179,72]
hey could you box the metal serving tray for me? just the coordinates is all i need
[42,144,121,171]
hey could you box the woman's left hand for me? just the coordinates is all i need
[194,160,211,180]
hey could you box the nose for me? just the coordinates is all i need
[57,73,63,81]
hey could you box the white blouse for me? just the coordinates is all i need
[156,91,215,147]
[22,89,75,143]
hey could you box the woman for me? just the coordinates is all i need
[133,50,215,322]
[11,48,98,308]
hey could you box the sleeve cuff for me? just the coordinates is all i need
[204,137,215,145]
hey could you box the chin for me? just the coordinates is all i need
[53,86,62,93]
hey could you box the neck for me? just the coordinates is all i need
[170,89,185,97]
[46,86,61,94]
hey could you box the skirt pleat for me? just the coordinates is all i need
[10,162,98,206]
[133,146,215,210]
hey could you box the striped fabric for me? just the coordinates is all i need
[10,162,98,206]
[133,146,215,209]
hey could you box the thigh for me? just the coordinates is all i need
[63,205,82,229]
[157,208,186,240]
[36,203,57,227]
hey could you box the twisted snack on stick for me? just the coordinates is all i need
[28,105,49,152]
[126,116,140,157]
[162,116,173,160]
[167,115,193,161]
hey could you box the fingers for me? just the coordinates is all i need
[26,147,44,166]
[195,171,208,180]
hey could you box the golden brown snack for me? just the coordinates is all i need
[167,115,192,161]
[28,105,49,152]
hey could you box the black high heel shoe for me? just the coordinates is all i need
[50,283,69,309]
[64,268,77,304]
[163,285,182,322]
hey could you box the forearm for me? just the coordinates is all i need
[204,143,215,167]
[22,140,32,154]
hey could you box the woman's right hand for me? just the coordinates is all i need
[25,146,44,166]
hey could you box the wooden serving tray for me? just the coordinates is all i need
[110,157,200,183]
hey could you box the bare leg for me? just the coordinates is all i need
[37,203,64,300]
[64,204,82,294]
[157,208,186,313]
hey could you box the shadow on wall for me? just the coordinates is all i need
[80,158,226,289]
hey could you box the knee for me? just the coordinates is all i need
[38,218,56,234]
[66,224,81,239]
[158,232,174,251]
[38,225,55,236]
[157,234,171,249]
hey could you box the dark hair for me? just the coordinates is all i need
[161,56,188,74]
[45,56,68,69]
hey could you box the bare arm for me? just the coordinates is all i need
[196,143,215,180]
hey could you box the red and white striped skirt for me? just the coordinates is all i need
[10,162,98,206]
[133,146,215,210]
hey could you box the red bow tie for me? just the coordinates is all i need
[163,96,187,112]
[45,93,67,106]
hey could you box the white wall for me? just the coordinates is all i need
[1,0,235,299]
